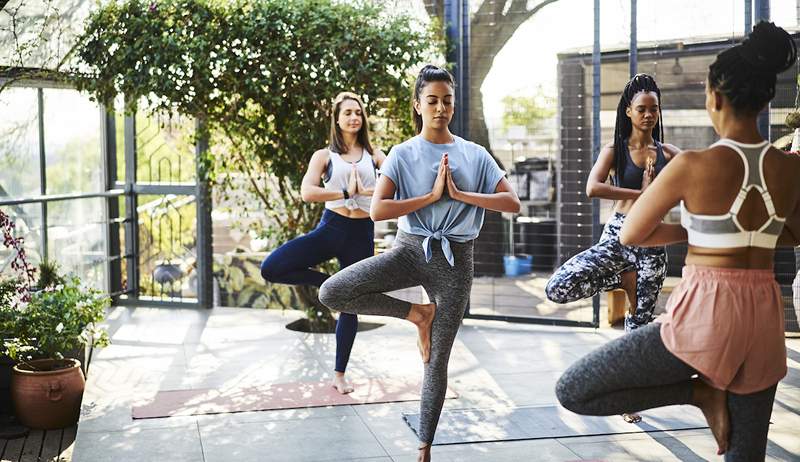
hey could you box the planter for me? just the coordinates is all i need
[11,358,85,430]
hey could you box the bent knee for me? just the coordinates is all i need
[319,277,346,310]
[260,258,280,282]
[554,371,585,414]
[545,277,570,304]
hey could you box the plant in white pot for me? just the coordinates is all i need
[0,267,110,430]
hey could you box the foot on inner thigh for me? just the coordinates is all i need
[331,371,354,394]
[692,379,730,455]
[409,303,435,364]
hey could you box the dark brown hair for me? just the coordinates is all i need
[329,92,374,154]
[412,65,455,134]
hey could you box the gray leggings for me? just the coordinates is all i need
[319,231,473,444]
[555,323,777,461]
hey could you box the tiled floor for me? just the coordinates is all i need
[72,307,800,461]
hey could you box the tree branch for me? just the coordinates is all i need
[423,0,444,21]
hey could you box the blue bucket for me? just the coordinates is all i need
[503,255,533,277]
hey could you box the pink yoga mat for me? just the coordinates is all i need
[132,378,458,419]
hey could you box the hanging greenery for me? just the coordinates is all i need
[70,0,440,326]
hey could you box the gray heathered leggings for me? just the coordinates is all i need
[319,231,473,445]
[555,323,778,461]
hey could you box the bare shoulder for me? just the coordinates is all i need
[597,142,615,159]
[769,148,800,176]
[371,148,387,167]
[310,148,330,163]
[663,147,701,172]
[661,143,682,159]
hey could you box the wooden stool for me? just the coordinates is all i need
[607,288,628,326]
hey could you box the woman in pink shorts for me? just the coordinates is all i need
[555,21,800,460]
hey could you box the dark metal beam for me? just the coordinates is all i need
[195,119,213,309]
[591,0,601,328]
[124,111,139,298]
[629,0,637,78]
[754,0,771,139]
[102,104,122,300]
[37,88,48,261]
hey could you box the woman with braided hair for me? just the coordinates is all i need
[545,74,680,337]
[555,22,800,459]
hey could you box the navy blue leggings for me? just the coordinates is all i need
[260,209,374,372]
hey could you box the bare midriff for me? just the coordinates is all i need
[685,246,774,270]
[613,198,637,216]
[329,206,371,219]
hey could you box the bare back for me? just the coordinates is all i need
[682,145,800,269]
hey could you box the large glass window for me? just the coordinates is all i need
[43,89,104,194]
[0,88,41,198]
[47,197,107,290]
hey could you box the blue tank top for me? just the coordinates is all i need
[614,140,667,190]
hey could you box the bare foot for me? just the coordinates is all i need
[693,379,730,455]
[409,303,435,364]
[622,412,642,423]
[417,443,431,462]
[331,372,354,394]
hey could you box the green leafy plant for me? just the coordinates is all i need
[1,275,110,364]
[71,0,440,327]
[35,259,66,291]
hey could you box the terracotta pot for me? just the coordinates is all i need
[11,358,85,429]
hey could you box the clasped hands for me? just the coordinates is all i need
[430,153,461,202]
[641,156,656,192]
[346,163,366,197]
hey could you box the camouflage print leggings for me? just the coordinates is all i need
[545,212,667,331]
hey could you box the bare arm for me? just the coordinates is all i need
[620,153,690,247]
[370,155,447,222]
[300,149,349,202]
[447,170,521,213]
[586,143,641,200]
[778,201,800,247]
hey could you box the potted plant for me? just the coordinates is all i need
[1,271,110,430]
[1,211,111,429]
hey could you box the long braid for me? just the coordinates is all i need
[612,74,663,186]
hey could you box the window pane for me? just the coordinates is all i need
[137,194,197,299]
[47,198,107,291]
[0,88,41,198]
[0,204,43,275]
[135,101,196,184]
[43,89,103,194]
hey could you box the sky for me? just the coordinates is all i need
[481,0,799,125]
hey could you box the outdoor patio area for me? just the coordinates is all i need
[71,306,800,462]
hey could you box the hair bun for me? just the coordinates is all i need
[738,21,797,74]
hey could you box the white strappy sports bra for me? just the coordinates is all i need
[680,138,786,249]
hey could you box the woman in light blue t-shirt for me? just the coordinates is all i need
[320,65,520,462]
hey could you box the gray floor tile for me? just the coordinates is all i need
[72,424,204,462]
[199,415,388,462]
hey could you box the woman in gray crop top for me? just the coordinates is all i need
[320,65,520,462]
[260,92,385,395]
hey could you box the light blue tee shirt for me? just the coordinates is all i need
[380,135,506,266]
